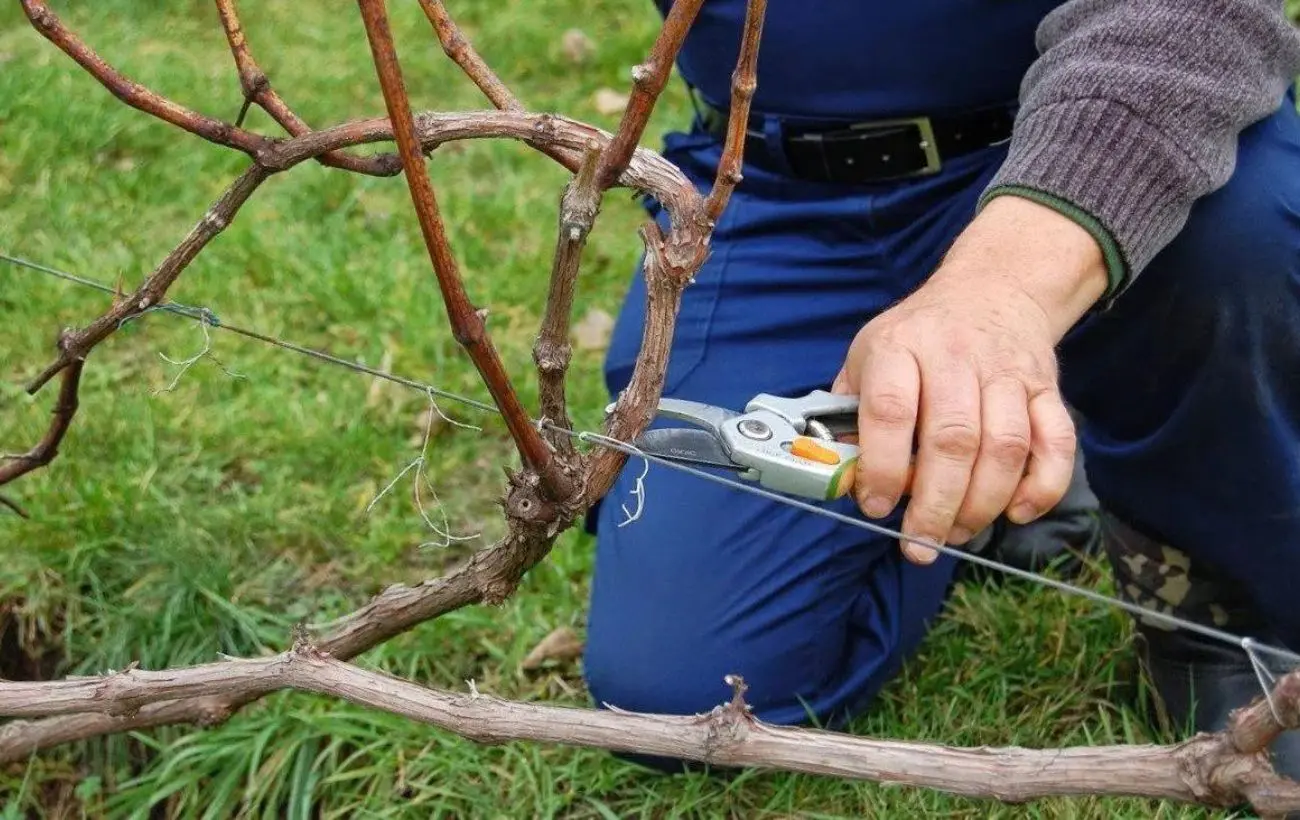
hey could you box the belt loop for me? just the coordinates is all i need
[759,115,793,176]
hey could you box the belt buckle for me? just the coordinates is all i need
[848,115,942,178]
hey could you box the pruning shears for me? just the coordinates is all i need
[616,389,862,501]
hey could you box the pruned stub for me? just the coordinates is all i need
[478,467,584,605]
[502,468,560,524]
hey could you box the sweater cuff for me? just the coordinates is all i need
[979,97,1210,304]
[979,184,1127,304]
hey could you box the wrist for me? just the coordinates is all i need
[980,185,1128,302]
[938,194,1108,339]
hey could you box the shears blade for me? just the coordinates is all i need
[630,427,744,472]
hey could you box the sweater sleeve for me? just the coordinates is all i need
[979,0,1300,302]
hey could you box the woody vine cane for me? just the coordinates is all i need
[5,0,1300,815]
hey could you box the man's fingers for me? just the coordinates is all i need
[830,368,861,444]
[951,376,1031,542]
[901,362,981,564]
[1008,389,1077,523]
[831,367,851,395]
[853,345,920,521]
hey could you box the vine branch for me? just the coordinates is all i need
[417,0,522,112]
[3,650,1300,816]
[2,108,703,497]
[20,0,272,158]
[0,345,83,516]
[356,0,575,502]
[595,0,707,189]
[535,140,603,458]
[23,166,270,394]
[414,0,579,172]
[214,0,401,176]
[704,0,766,222]
[0,111,709,762]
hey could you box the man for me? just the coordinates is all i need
[583,0,1300,774]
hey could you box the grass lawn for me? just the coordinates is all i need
[0,2,1287,818]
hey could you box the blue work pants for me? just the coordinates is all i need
[584,89,1300,731]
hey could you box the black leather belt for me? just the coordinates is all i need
[695,94,1016,184]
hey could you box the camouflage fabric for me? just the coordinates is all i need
[1100,511,1268,635]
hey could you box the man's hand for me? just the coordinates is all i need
[832,195,1109,564]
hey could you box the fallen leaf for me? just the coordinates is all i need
[520,626,584,671]
[592,87,628,117]
[561,29,594,64]
[572,307,615,351]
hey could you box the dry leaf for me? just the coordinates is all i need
[561,29,594,64]
[572,308,615,351]
[592,87,628,117]
[520,626,584,671]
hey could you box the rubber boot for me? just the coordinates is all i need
[1101,511,1300,785]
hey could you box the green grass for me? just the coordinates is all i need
[0,2,1280,818]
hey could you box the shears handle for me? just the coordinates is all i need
[786,435,859,500]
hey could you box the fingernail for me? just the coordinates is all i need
[1009,503,1037,524]
[861,495,892,518]
[904,542,939,565]
[949,526,972,544]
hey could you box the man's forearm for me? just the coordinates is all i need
[980,0,1300,304]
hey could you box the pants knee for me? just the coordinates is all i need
[581,465,947,728]
[581,640,728,720]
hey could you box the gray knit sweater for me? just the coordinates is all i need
[981,0,1300,301]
